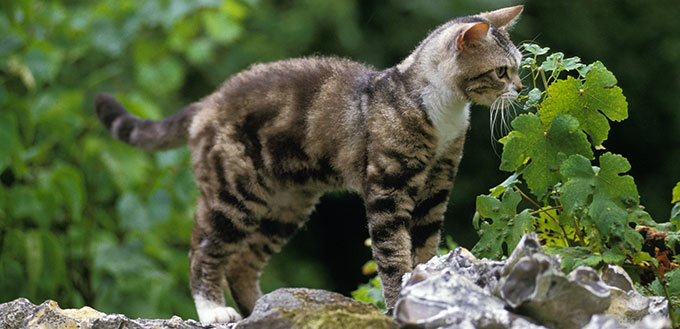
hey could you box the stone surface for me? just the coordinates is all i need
[0,298,234,329]
[394,233,671,329]
[1,233,674,329]
[237,287,398,329]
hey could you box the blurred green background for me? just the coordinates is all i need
[1,0,679,320]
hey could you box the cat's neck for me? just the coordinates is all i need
[398,57,470,157]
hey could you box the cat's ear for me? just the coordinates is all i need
[480,5,524,30]
[455,22,490,51]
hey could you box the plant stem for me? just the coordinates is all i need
[652,263,678,328]
[514,185,542,209]
[540,68,549,90]
[572,216,587,247]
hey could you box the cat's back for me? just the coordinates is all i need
[189,56,376,190]
[215,57,373,116]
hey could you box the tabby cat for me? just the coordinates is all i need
[95,6,524,323]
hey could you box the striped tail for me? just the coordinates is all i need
[94,93,198,151]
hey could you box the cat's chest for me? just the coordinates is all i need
[429,101,470,157]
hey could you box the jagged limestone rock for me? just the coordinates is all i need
[394,233,671,329]
[600,265,668,326]
[395,245,549,329]
[237,287,397,329]
[0,298,233,329]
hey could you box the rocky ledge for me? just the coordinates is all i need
[0,233,673,329]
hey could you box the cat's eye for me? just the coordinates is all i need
[495,66,507,79]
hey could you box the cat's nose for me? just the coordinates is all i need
[514,82,523,94]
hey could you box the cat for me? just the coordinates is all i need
[94,5,524,323]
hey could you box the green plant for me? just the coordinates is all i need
[471,43,658,271]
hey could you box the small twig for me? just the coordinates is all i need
[514,185,542,209]
[530,206,562,216]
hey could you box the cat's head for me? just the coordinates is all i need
[403,6,524,109]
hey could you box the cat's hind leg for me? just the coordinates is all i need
[189,143,267,323]
[189,198,250,323]
[224,189,321,316]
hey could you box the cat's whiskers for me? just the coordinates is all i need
[489,92,521,156]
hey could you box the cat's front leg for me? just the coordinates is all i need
[365,185,416,309]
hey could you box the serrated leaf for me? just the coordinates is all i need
[560,153,642,252]
[501,113,592,199]
[540,62,628,146]
[472,189,535,259]
[560,153,639,213]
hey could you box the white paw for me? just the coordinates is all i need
[194,295,242,323]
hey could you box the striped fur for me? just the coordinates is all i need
[95,6,524,323]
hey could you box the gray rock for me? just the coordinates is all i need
[601,264,669,326]
[394,233,671,329]
[237,287,397,329]
[0,298,233,329]
[395,246,549,329]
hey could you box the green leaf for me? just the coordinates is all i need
[540,62,628,146]
[148,189,171,224]
[472,189,535,259]
[25,230,43,297]
[0,111,18,171]
[561,56,583,71]
[523,43,550,56]
[672,181,680,204]
[535,209,575,247]
[99,141,152,190]
[352,276,385,312]
[117,192,150,232]
[135,56,185,96]
[541,52,564,72]
[489,172,520,198]
[650,267,680,296]
[672,203,680,222]
[560,153,642,252]
[50,164,86,222]
[501,113,592,198]
[525,88,543,109]
[543,245,603,272]
[560,153,639,212]
[202,10,243,44]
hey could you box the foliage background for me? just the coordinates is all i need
[1,0,679,320]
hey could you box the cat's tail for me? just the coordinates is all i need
[94,93,199,151]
